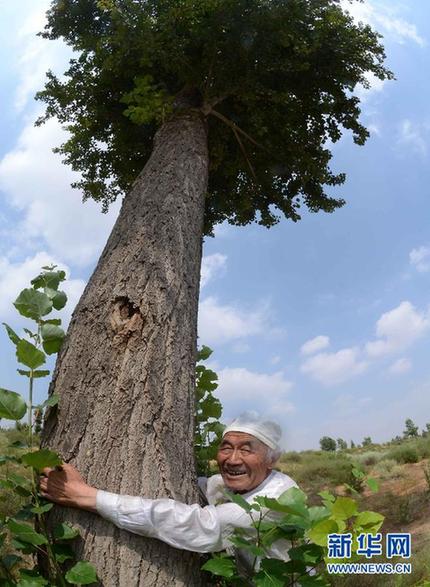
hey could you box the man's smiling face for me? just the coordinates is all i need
[216,431,272,493]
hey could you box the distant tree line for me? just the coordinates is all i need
[319,418,430,452]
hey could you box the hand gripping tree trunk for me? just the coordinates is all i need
[42,110,208,586]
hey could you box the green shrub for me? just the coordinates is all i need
[279,451,302,464]
[372,458,398,478]
[292,452,357,489]
[353,450,386,467]
[416,438,430,459]
[388,445,419,464]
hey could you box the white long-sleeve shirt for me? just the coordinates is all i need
[96,470,297,557]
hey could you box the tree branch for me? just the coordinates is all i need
[232,126,259,186]
[209,109,265,150]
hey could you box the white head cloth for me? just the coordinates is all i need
[222,412,282,451]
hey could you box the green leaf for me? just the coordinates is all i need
[197,345,213,361]
[15,505,36,521]
[199,395,222,418]
[30,503,54,515]
[197,369,218,393]
[318,491,335,503]
[256,495,307,518]
[254,559,288,587]
[201,556,236,578]
[258,487,309,518]
[8,473,32,490]
[42,318,62,326]
[53,543,74,563]
[7,520,48,546]
[308,506,330,524]
[41,394,60,408]
[203,421,225,437]
[32,270,65,291]
[228,535,265,556]
[1,554,23,570]
[352,467,365,479]
[2,554,22,570]
[0,455,20,465]
[65,562,98,585]
[41,323,65,355]
[21,449,62,471]
[225,491,251,512]
[355,510,384,530]
[278,487,308,506]
[288,543,324,565]
[2,323,20,345]
[260,526,290,548]
[0,533,6,549]
[0,479,15,491]
[0,388,27,420]
[18,369,50,379]
[9,440,28,448]
[14,289,52,320]
[17,569,49,587]
[11,538,36,553]
[367,477,379,493]
[51,290,67,311]
[53,523,80,540]
[299,575,330,587]
[331,497,358,520]
[16,340,46,369]
[307,519,338,547]
[23,328,37,339]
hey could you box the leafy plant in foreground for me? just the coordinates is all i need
[194,346,225,477]
[0,266,98,586]
[202,487,384,586]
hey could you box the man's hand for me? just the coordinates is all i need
[39,463,98,513]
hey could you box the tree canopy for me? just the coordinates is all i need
[37,0,393,234]
[320,436,336,451]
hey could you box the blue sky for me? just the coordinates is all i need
[1,0,430,450]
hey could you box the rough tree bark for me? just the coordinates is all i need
[42,109,208,586]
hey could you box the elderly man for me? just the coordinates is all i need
[40,414,296,564]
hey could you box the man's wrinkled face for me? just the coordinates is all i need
[216,432,272,493]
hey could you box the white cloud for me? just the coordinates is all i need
[397,120,428,156]
[341,1,425,47]
[322,380,430,450]
[301,335,330,356]
[0,118,121,267]
[332,393,372,417]
[365,301,429,357]
[388,358,412,375]
[410,246,430,273]
[0,0,120,271]
[217,367,294,418]
[231,342,251,354]
[367,123,381,136]
[13,1,73,112]
[354,72,387,102]
[0,252,85,325]
[200,253,227,287]
[198,296,270,346]
[301,347,368,386]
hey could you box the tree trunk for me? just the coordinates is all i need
[42,110,208,586]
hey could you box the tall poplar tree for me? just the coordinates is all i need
[37,1,392,584]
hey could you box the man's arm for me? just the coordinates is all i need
[40,464,98,513]
[40,464,253,553]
